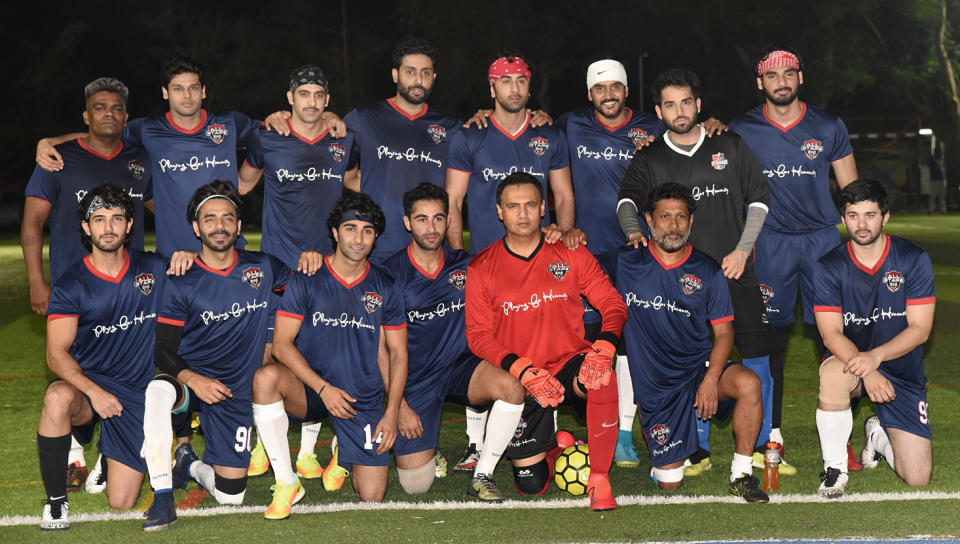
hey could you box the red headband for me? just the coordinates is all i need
[489,57,531,85]
[757,50,800,76]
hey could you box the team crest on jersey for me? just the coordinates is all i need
[361,291,383,313]
[759,284,775,303]
[448,270,467,291]
[801,139,824,160]
[127,159,145,180]
[629,128,649,146]
[548,260,570,281]
[529,136,550,156]
[514,418,528,438]
[882,270,905,293]
[679,274,702,295]
[711,152,728,170]
[134,273,155,295]
[427,125,447,144]
[206,124,228,144]
[328,143,346,162]
[650,423,670,445]
[241,267,264,289]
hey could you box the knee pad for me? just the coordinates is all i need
[650,466,684,485]
[397,459,436,494]
[513,458,550,495]
[213,474,247,505]
[145,378,179,412]
[818,357,859,405]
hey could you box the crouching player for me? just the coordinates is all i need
[253,191,407,519]
[382,183,525,502]
[141,181,289,530]
[38,185,167,529]
[465,172,626,511]
[614,183,768,503]
[814,180,935,498]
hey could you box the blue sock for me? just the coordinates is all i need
[696,416,711,452]
[743,356,773,450]
[617,429,633,444]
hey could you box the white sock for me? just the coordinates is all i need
[871,425,895,470]
[730,452,753,482]
[191,460,216,492]
[253,401,296,485]
[616,355,637,433]
[473,400,523,476]
[142,380,177,491]
[68,435,85,466]
[465,406,487,449]
[769,428,784,445]
[300,421,322,457]
[816,408,851,472]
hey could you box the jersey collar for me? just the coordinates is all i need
[83,249,130,283]
[489,113,530,141]
[387,98,430,121]
[288,119,330,145]
[847,234,891,275]
[407,244,445,280]
[325,254,371,288]
[195,249,239,276]
[663,126,706,157]
[648,243,692,270]
[594,108,634,132]
[77,137,123,160]
[502,233,544,262]
[762,102,806,132]
[165,109,209,134]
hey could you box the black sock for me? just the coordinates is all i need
[689,447,711,464]
[98,455,109,484]
[38,433,72,501]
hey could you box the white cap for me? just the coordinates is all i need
[586,60,628,89]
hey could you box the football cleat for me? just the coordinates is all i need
[265,479,304,520]
[296,453,323,480]
[454,443,480,474]
[248,440,270,477]
[817,467,848,499]
[41,498,70,530]
[142,492,177,531]
[435,452,448,478]
[85,454,107,494]
[729,473,769,503]
[171,443,199,490]
[861,416,883,469]
[614,431,641,468]
[683,457,712,477]
[587,473,617,511]
[321,437,349,492]
[65,461,88,493]
[467,473,505,503]
[847,443,864,471]
[752,445,797,476]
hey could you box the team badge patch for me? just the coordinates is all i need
[548,260,570,281]
[134,273,155,295]
[529,136,550,156]
[428,125,447,144]
[710,152,728,170]
[448,270,467,291]
[206,124,228,144]
[650,423,670,445]
[801,139,823,160]
[241,267,264,289]
[361,291,383,313]
[759,284,775,303]
[328,143,345,162]
[629,128,649,146]
[679,274,702,295]
[882,270,905,293]
[127,159,145,180]
[514,418,528,438]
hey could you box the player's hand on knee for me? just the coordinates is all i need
[398,403,423,440]
[37,138,64,172]
[509,358,564,408]
[463,109,492,129]
[721,249,748,279]
[320,112,346,138]
[694,377,719,419]
[626,231,648,249]
[374,414,398,454]
[863,371,896,404]
[167,251,198,276]
[529,109,553,127]
[843,351,882,378]
[319,385,357,419]
[297,250,324,276]
[263,111,292,135]
[701,117,729,137]
[186,375,233,404]
[579,340,615,390]
[90,389,123,419]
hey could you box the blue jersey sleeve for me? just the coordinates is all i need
[344,109,362,163]
[905,250,935,302]
[813,256,842,309]
[446,130,474,173]
[344,132,359,171]
[157,277,188,326]
[548,127,570,170]
[383,280,406,328]
[245,128,264,170]
[269,255,291,293]
[24,165,57,201]
[124,117,146,147]
[230,111,258,148]
[278,273,309,319]
[829,117,854,163]
[47,277,80,318]
[706,267,734,322]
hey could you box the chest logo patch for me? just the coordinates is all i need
[328,143,346,162]
[529,136,550,156]
[548,260,570,281]
[134,273,155,295]
[448,270,467,291]
[127,159,145,180]
[241,267,264,289]
[679,273,702,295]
[710,152,728,170]
[801,139,823,160]
[428,125,447,144]
[651,423,670,445]
[759,284,775,303]
[361,291,383,313]
[206,124,228,144]
[629,128,649,146]
[882,270,904,293]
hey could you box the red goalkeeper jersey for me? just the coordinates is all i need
[466,236,627,375]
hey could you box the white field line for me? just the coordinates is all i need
[2,490,960,527]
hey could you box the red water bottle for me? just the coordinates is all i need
[763,441,781,491]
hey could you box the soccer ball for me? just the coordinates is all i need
[554,444,590,496]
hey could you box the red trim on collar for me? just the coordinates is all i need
[83,249,130,283]
[762,102,806,132]
[77,137,123,160]
[648,244,692,270]
[326,255,370,289]
[847,234,890,275]
[489,113,530,141]
[195,250,239,276]
[165,109,209,134]
[594,108,634,132]
[387,98,429,121]
[407,244,444,280]
[288,119,330,145]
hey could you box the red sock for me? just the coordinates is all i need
[586,371,619,475]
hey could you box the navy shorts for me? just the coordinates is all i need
[866,374,932,440]
[300,384,390,469]
[182,392,254,470]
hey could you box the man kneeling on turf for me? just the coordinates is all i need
[613,183,768,503]
[813,179,935,498]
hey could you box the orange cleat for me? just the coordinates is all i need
[587,472,617,511]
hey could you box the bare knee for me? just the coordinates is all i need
[734,369,762,403]
[253,363,286,401]
[500,374,525,405]
[40,383,79,423]
[107,493,138,510]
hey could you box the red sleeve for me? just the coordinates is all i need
[576,246,627,340]
[465,259,513,367]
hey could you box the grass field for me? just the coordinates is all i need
[1,216,959,543]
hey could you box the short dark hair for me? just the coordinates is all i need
[755,45,804,76]
[162,56,205,88]
[391,38,437,70]
[187,180,241,224]
[837,179,889,215]
[645,182,697,215]
[327,190,386,245]
[83,77,129,111]
[78,184,135,250]
[403,182,448,217]
[496,172,543,205]
[651,68,700,105]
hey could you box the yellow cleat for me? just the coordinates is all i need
[296,453,324,479]
[683,457,712,477]
[752,451,797,476]
[248,440,270,477]
[321,438,349,491]
[435,452,448,479]
[265,479,304,521]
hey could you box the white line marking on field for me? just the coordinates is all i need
[2,491,960,527]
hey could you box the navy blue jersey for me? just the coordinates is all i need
[25,139,152,282]
[47,250,167,392]
[614,244,734,390]
[557,107,664,255]
[814,235,935,386]
[381,245,472,387]
[245,124,357,268]
[157,250,288,398]
[277,257,406,404]
[125,110,256,256]
[344,100,461,263]
[447,115,570,255]
[729,103,853,233]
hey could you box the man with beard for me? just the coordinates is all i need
[618,69,773,472]
[38,185,167,529]
[446,54,578,257]
[813,180,935,498]
[729,47,858,472]
[613,183,768,502]
[140,181,289,531]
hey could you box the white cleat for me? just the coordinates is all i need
[817,467,848,499]
[860,416,883,469]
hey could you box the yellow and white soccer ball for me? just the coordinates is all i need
[554,444,590,496]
